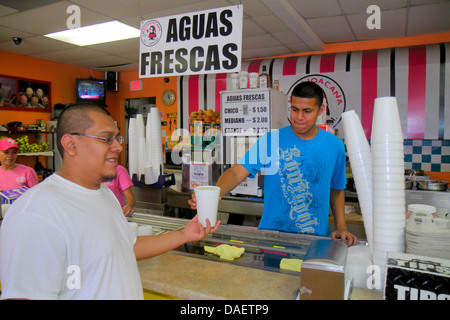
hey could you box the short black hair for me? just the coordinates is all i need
[56,103,110,158]
[291,82,324,108]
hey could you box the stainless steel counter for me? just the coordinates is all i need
[129,212,354,299]
[128,212,321,274]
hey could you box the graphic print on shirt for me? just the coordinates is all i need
[16,176,26,186]
[278,145,318,234]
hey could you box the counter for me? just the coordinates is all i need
[130,212,382,300]
[137,252,382,300]
[138,252,299,300]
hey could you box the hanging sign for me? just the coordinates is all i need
[139,5,243,78]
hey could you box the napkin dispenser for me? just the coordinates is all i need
[300,239,348,300]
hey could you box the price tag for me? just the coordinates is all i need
[221,91,270,136]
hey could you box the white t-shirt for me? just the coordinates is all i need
[0,173,143,300]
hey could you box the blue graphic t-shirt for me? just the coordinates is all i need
[238,125,347,236]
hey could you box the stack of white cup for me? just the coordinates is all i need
[136,114,147,178]
[371,97,406,279]
[128,118,138,178]
[148,107,164,178]
[342,110,373,255]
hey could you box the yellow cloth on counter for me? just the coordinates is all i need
[280,258,303,272]
[204,245,245,261]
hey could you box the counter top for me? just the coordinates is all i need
[137,251,383,300]
[138,252,300,300]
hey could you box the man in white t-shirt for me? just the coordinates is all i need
[0,104,220,300]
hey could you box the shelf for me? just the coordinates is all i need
[18,151,54,157]
[2,130,54,134]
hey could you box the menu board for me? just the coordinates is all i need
[220,89,272,136]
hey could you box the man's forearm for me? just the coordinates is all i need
[133,229,187,260]
[216,164,250,197]
[330,189,348,230]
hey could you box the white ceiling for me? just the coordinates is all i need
[0,0,449,72]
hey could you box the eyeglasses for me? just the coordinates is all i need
[70,133,125,145]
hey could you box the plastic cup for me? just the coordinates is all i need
[372,151,405,161]
[353,173,373,185]
[144,165,158,184]
[372,190,405,200]
[348,152,372,164]
[372,157,404,167]
[373,243,405,253]
[128,222,139,237]
[194,186,221,228]
[371,134,404,144]
[373,227,405,239]
[371,97,403,139]
[371,164,404,175]
[351,162,372,173]
[342,111,369,145]
[138,225,153,236]
[373,202,406,212]
[372,170,405,179]
[231,73,239,90]
[370,197,406,206]
[373,235,405,247]
[249,72,258,88]
[239,71,248,89]
[372,179,405,189]
[371,145,404,156]
[373,218,406,229]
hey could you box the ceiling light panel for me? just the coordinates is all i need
[44,20,140,46]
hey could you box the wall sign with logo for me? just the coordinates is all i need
[288,74,346,128]
[139,5,243,78]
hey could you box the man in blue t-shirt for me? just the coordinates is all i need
[189,82,357,246]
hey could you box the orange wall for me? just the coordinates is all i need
[0,50,104,125]
[107,72,178,165]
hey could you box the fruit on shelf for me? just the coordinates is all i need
[189,109,220,125]
[0,135,49,153]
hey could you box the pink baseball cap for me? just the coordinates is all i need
[0,138,20,151]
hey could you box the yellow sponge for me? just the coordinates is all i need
[204,244,245,261]
[280,258,303,272]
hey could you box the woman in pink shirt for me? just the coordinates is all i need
[0,138,39,191]
[102,164,136,215]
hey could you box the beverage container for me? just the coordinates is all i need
[249,72,258,88]
[231,73,239,90]
[239,71,248,89]
[258,65,270,88]
[194,186,221,227]
[273,78,279,91]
